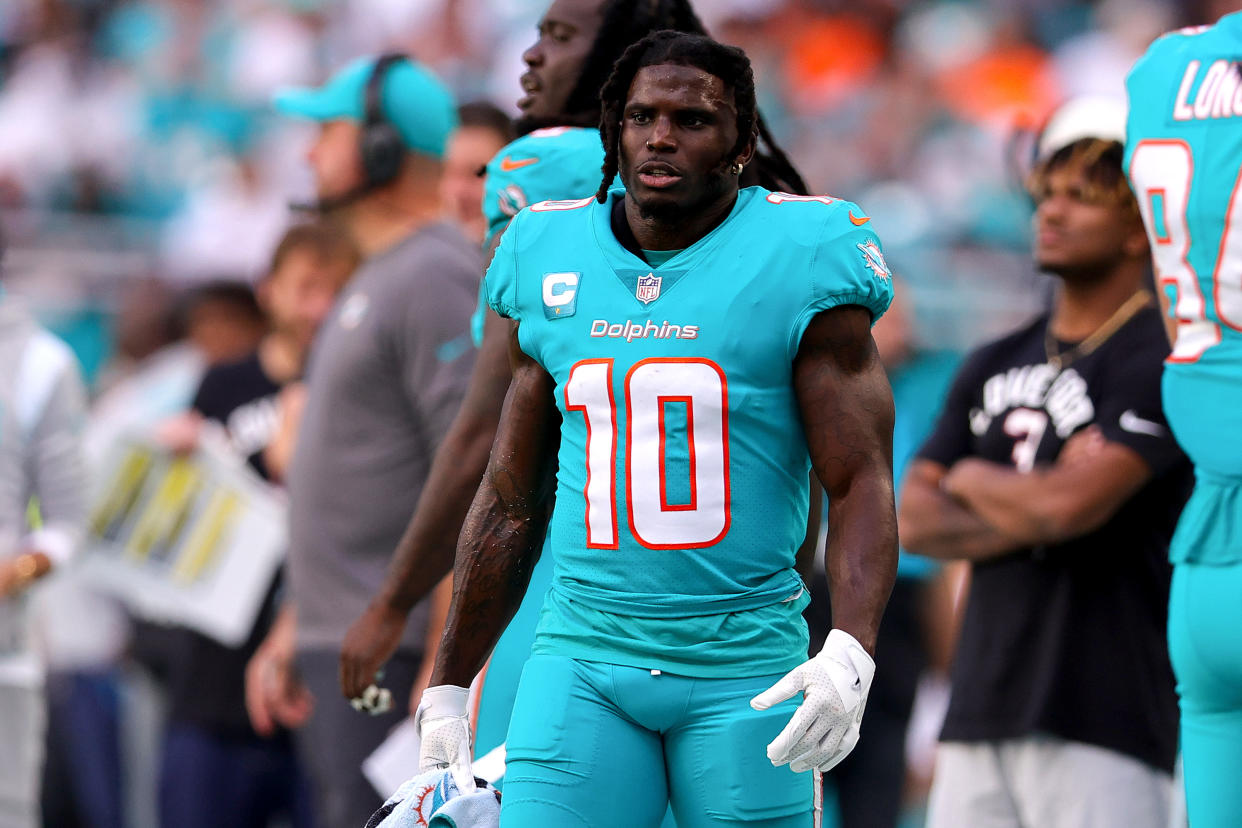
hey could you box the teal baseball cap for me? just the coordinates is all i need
[274,55,458,159]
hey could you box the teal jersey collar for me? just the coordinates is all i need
[590,186,761,274]
[641,248,684,268]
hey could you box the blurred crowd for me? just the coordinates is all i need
[0,0,1232,369]
[0,0,1235,827]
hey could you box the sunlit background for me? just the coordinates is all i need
[0,5,1233,824]
[3,0,1231,386]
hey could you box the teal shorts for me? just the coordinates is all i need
[1168,560,1242,828]
[500,654,818,828]
[531,585,811,679]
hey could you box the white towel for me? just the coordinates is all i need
[365,768,500,828]
[428,786,502,828]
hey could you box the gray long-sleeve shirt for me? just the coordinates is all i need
[287,222,479,653]
[0,299,87,659]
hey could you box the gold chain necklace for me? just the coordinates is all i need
[1044,289,1153,371]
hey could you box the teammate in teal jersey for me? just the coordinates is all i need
[337,0,812,780]
[1126,13,1242,828]
[416,33,897,827]
[470,126,605,344]
[481,127,604,249]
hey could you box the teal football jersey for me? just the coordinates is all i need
[472,127,606,346]
[484,186,893,669]
[1125,14,1242,479]
[482,127,605,247]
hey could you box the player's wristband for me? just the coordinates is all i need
[416,685,470,733]
[821,629,876,688]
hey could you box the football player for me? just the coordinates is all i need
[418,32,897,828]
[1126,14,1242,828]
[338,0,811,771]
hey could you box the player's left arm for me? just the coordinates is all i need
[751,304,896,775]
[795,305,897,653]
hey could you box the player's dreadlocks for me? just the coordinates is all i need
[597,30,788,201]
[528,0,807,195]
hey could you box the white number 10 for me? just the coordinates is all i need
[565,358,731,550]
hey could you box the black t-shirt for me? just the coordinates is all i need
[168,351,285,738]
[191,352,282,479]
[917,305,1191,773]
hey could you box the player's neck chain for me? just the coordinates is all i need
[1044,289,1154,372]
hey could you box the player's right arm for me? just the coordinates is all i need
[417,322,559,772]
[752,304,897,776]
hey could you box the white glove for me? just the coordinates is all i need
[415,685,472,780]
[750,629,875,774]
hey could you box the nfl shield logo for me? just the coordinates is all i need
[636,273,662,304]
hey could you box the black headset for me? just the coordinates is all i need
[360,53,409,188]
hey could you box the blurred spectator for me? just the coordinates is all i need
[85,277,270,468]
[246,54,478,828]
[65,276,272,828]
[439,101,513,243]
[33,281,183,828]
[0,230,88,828]
[899,130,1190,827]
[106,278,184,376]
[178,280,267,366]
[156,220,358,828]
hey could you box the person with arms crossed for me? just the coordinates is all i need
[245,55,479,828]
[1125,14,1242,828]
[337,0,813,772]
[899,108,1192,828]
[416,31,897,828]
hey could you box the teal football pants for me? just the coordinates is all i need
[1168,561,1242,828]
[500,654,817,828]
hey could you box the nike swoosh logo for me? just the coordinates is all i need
[1120,409,1165,437]
[848,211,870,226]
[500,156,539,172]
